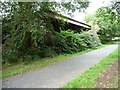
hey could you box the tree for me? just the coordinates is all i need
[84,13,96,23]
[2,1,90,63]
[95,6,120,43]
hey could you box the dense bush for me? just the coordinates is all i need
[79,30,101,48]
[54,30,101,54]
[1,2,100,64]
[2,29,101,64]
[54,30,78,53]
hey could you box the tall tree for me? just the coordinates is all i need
[2,1,89,63]
[95,6,120,43]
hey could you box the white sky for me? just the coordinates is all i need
[72,0,113,22]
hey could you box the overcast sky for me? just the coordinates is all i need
[72,0,112,22]
[73,0,113,22]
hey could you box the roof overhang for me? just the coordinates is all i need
[54,15,91,29]
[44,10,91,29]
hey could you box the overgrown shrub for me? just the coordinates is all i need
[2,28,101,64]
[2,4,101,64]
[38,46,56,58]
[2,47,19,64]
[54,30,101,54]
[2,2,93,64]
[79,30,101,48]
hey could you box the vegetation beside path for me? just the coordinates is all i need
[62,48,118,88]
[2,45,105,79]
[96,60,118,88]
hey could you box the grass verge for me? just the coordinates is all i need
[2,45,106,79]
[62,48,118,88]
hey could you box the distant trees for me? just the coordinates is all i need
[84,13,100,32]
[84,13,96,23]
[95,3,120,43]
[84,2,120,43]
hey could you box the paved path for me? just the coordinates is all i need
[2,45,118,88]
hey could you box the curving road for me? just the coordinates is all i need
[2,44,118,88]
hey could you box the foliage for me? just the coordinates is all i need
[1,2,90,64]
[54,30,101,54]
[1,1,101,64]
[54,30,84,53]
[84,2,120,44]
[84,13,96,23]
[2,45,105,79]
[2,2,48,63]
[95,6,120,43]
[79,30,101,48]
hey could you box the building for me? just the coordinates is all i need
[44,10,91,32]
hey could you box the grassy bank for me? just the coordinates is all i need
[2,45,105,79]
[62,48,118,88]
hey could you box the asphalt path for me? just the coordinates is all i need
[2,44,118,88]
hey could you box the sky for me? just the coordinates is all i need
[72,0,112,22]
[1,0,112,22]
